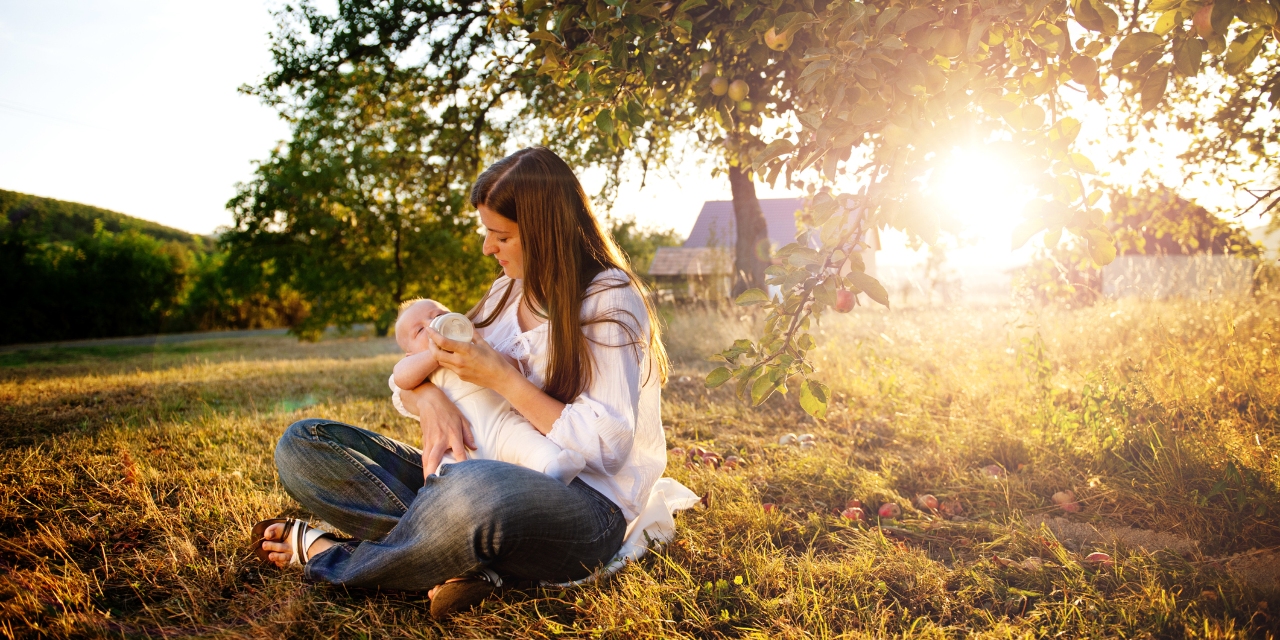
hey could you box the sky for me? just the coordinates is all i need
[1,2,1268,281]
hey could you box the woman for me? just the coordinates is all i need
[251,147,677,617]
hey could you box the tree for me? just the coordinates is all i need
[226,7,516,337]
[507,0,1278,418]
[0,222,189,344]
[1109,186,1262,257]
[607,216,685,274]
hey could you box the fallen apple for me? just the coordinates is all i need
[916,494,939,510]
[762,502,776,513]
[877,502,902,519]
[724,455,742,469]
[982,464,1005,478]
[710,77,729,96]
[941,498,964,516]
[797,433,816,443]
[779,433,799,446]
[841,507,865,521]
[727,79,749,102]
[799,441,816,450]
[834,288,855,312]
[1059,501,1081,513]
[845,498,862,509]
[1051,490,1075,504]
[668,447,685,459]
[1084,551,1113,567]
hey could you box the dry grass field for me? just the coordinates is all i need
[2,295,1278,638]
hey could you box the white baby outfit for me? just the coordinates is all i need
[391,270,698,582]
[388,369,585,484]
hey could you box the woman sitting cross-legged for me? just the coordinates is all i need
[249,147,695,618]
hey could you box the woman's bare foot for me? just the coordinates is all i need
[260,522,336,567]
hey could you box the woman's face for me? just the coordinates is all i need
[479,204,523,280]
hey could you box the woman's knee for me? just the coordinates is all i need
[273,418,331,486]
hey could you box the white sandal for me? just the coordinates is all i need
[249,517,332,565]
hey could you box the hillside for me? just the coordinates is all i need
[0,189,211,250]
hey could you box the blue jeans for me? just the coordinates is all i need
[274,419,627,590]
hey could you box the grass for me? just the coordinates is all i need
[2,296,1278,638]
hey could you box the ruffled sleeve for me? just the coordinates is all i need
[544,274,651,476]
[389,375,417,419]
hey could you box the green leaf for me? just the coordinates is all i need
[1111,32,1164,68]
[1072,0,1117,35]
[1088,233,1117,265]
[1154,10,1181,35]
[1067,152,1097,173]
[845,270,889,307]
[750,370,778,405]
[1212,0,1240,34]
[754,139,795,171]
[676,0,707,12]
[594,109,614,136]
[1140,66,1170,113]
[1069,55,1100,84]
[1012,216,1048,250]
[799,379,830,419]
[705,366,733,388]
[895,7,939,33]
[575,71,593,94]
[1225,26,1267,74]
[1239,0,1278,25]
[734,288,771,306]
[1173,37,1206,76]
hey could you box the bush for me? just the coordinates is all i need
[0,224,187,344]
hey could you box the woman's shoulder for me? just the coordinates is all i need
[583,268,646,314]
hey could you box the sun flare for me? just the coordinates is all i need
[931,147,1036,242]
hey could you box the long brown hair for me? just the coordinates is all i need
[467,147,669,403]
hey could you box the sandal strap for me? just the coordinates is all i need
[478,567,503,588]
[288,519,305,566]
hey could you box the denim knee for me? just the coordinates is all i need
[274,419,325,490]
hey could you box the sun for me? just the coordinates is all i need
[930,146,1036,243]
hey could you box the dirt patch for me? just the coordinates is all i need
[1028,515,1200,555]
[1219,549,1280,591]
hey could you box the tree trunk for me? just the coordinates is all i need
[727,165,770,297]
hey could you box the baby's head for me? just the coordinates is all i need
[395,299,440,355]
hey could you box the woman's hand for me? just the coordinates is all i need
[428,327,522,391]
[401,383,476,479]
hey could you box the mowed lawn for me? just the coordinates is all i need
[2,297,1278,638]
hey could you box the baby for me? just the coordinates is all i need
[390,299,585,484]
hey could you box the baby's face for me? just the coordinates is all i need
[395,302,439,355]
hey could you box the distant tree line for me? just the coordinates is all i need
[0,190,309,345]
[0,189,679,346]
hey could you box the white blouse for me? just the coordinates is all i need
[392,269,677,523]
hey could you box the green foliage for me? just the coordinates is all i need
[606,216,684,274]
[508,0,1278,417]
[1109,186,1262,257]
[0,189,209,250]
[0,223,188,344]
[227,55,501,337]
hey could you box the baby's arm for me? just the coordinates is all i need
[393,349,440,390]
